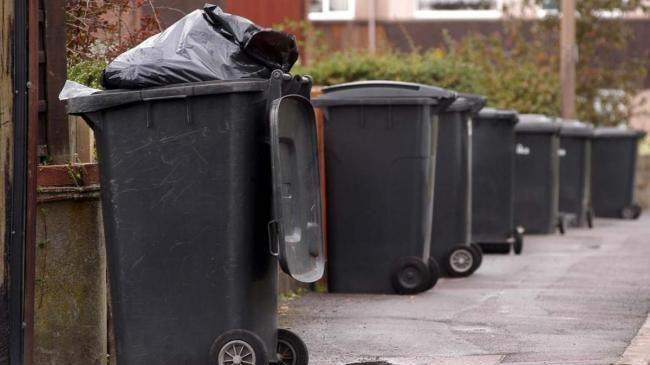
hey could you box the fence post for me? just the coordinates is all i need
[560,0,577,119]
[43,0,69,163]
[0,0,15,360]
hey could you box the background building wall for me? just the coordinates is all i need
[223,0,305,26]
[34,188,107,365]
[636,155,650,209]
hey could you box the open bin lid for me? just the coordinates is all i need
[559,119,594,138]
[516,114,561,134]
[476,107,519,124]
[443,93,487,114]
[312,80,456,111]
[269,95,325,283]
[594,125,647,139]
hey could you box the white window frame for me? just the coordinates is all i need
[533,1,645,19]
[534,7,559,19]
[308,0,356,21]
[413,0,504,20]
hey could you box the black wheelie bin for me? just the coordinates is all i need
[591,126,647,219]
[558,120,595,228]
[313,81,456,295]
[67,71,324,365]
[513,114,564,235]
[431,94,486,276]
[471,108,524,255]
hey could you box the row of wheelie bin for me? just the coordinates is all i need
[67,75,646,365]
[314,82,488,295]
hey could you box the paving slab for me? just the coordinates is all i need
[280,216,650,365]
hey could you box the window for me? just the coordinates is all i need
[309,0,355,20]
[535,0,559,17]
[414,0,504,19]
[538,0,558,11]
[534,0,644,18]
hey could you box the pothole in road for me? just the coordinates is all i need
[347,362,394,365]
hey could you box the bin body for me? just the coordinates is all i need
[471,108,518,243]
[314,81,455,294]
[559,120,594,227]
[591,127,646,218]
[513,115,561,234]
[67,76,324,365]
[431,94,485,275]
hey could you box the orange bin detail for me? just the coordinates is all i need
[311,87,328,288]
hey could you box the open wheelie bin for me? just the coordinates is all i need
[67,71,324,365]
[431,94,487,276]
[471,108,524,255]
[313,81,456,294]
[591,126,647,219]
[558,120,595,228]
[513,114,564,235]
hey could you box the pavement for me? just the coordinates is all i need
[279,216,650,365]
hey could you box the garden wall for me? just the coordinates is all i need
[34,164,308,365]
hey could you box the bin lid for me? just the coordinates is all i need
[475,107,518,124]
[515,114,561,134]
[67,79,269,114]
[442,93,487,114]
[269,95,325,283]
[312,80,456,110]
[594,125,647,139]
[559,119,594,137]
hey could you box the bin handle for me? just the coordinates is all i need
[267,220,280,257]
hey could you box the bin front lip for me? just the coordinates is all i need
[516,114,561,134]
[442,93,487,114]
[321,80,452,98]
[316,80,456,109]
[593,127,647,139]
[475,107,519,124]
[559,119,595,138]
[67,78,269,114]
[312,97,447,109]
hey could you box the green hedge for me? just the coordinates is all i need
[67,60,107,89]
[295,41,560,116]
[293,50,482,94]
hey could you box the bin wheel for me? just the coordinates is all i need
[425,257,441,291]
[513,232,524,255]
[557,218,566,235]
[622,205,642,220]
[469,243,483,268]
[467,244,482,275]
[445,246,478,278]
[277,329,308,365]
[390,256,431,295]
[210,329,268,365]
[586,209,594,229]
[633,204,642,219]
[621,206,635,220]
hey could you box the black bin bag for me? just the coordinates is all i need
[101,4,299,89]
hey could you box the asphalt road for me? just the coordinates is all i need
[280,217,650,365]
